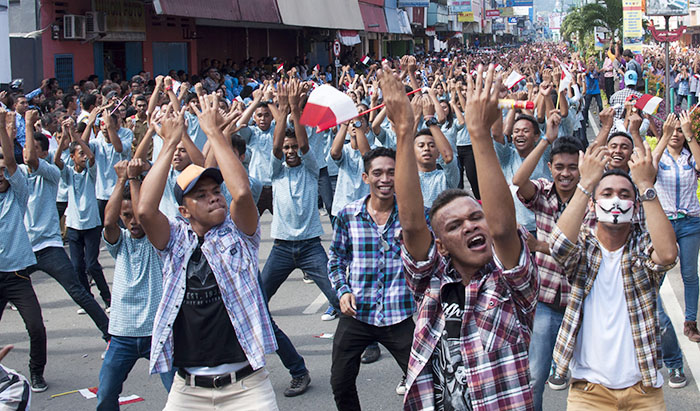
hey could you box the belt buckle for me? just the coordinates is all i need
[212,375,225,389]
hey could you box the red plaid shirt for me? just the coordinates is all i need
[518,178,570,307]
[401,228,538,410]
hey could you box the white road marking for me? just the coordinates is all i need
[589,111,600,137]
[661,278,700,393]
[303,292,327,315]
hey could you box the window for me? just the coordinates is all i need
[54,54,74,91]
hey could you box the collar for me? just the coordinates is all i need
[355,194,399,224]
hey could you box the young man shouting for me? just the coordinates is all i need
[392,64,539,410]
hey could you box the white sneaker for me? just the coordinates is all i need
[105,306,111,313]
[321,307,338,321]
[396,376,407,395]
[77,308,86,315]
[302,274,314,284]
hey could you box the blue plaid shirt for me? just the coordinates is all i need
[328,195,417,326]
[149,215,277,374]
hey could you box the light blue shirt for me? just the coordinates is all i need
[286,117,331,171]
[494,139,552,232]
[50,148,71,202]
[91,127,133,200]
[159,168,181,220]
[375,124,396,149]
[331,144,368,216]
[61,162,102,230]
[239,122,276,186]
[440,120,462,152]
[271,150,324,240]
[105,228,164,337]
[20,159,63,251]
[419,158,460,208]
[456,122,471,146]
[0,168,37,271]
[221,175,263,205]
[184,111,208,151]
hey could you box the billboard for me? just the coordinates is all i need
[398,0,430,6]
[623,0,644,53]
[448,0,472,13]
[644,0,689,16]
[506,0,533,6]
[458,11,476,21]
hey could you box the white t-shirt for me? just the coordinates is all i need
[570,244,663,389]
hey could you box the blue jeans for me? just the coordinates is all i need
[670,216,700,322]
[260,237,339,310]
[318,167,335,220]
[528,302,564,411]
[97,336,174,411]
[29,247,110,341]
[658,272,684,369]
[67,226,111,306]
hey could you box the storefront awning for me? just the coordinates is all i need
[337,30,361,46]
[385,7,412,35]
[359,2,388,33]
[276,0,364,30]
[153,0,281,23]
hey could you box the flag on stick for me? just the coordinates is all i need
[300,85,358,132]
[504,71,525,90]
[634,94,663,115]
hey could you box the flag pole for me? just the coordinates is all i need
[356,88,423,118]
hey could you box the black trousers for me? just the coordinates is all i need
[257,186,273,215]
[604,77,615,104]
[331,315,414,411]
[0,271,47,376]
[457,145,480,199]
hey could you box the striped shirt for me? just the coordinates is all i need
[328,196,416,326]
[549,224,677,388]
[655,148,700,218]
[518,178,570,307]
[149,216,277,374]
[402,228,538,410]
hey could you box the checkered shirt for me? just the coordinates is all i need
[149,215,277,374]
[517,178,570,307]
[402,227,538,411]
[549,224,677,388]
[610,88,642,119]
[655,148,700,218]
[328,196,416,327]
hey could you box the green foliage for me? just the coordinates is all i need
[562,0,623,48]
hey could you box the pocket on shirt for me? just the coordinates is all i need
[473,286,522,351]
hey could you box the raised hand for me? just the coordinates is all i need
[276,80,290,115]
[25,109,40,126]
[421,95,435,117]
[127,157,150,179]
[114,160,129,180]
[378,61,414,136]
[191,94,224,139]
[599,107,615,130]
[156,103,185,146]
[679,111,694,141]
[661,113,678,137]
[545,109,561,143]
[578,141,610,190]
[464,64,502,140]
[629,141,656,188]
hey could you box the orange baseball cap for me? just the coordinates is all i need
[174,164,223,205]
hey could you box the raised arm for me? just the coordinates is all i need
[164,76,181,108]
[467,65,520,268]
[137,104,183,250]
[630,142,678,265]
[193,93,258,236]
[330,123,349,160]
[272,81,290,160]
[381,62,430,260]
[104,160,128,244]
[679,111,700,171]
[53,121,71,170]
[287,79,309,154]
[23,110,40,170]
[237,88,263,128]
[133,124,156,162]
[0,110,16,175]
[513,111,560,201]
[593,107,616,147]
[81,107,100,143]
[422,96,453,163]
[148,76,164,117]
[102,110,123,153]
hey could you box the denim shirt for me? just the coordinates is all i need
[149,216,277,374]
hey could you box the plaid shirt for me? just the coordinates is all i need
[549,224,677,388]
[328,196,416,326]
[656,148,700,218]
[518,178,570,307]
[402,228,538,410]
[610,88,642,119]
[149,215,277,374]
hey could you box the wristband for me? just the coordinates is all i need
[165,86,173,91]
[576,183,592,198]
[540,135,551,144]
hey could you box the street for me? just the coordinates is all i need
[2,212,700,410]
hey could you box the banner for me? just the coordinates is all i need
[506,0,534,6]
[398,0,430,7]
[458,11,475,22]
[485,9,501,18]
[448,0,472,13]
[644,0,689,16]
[623,0,644,54]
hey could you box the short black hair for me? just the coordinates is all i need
[514,114,541,136]
[362,147,395,173]
[135,95,148,104]
[69,141,82,154]
[415,128,433,138]
[34,133,50,152]
[550,136,582,162]
[429,188,474,222]
[81,94,97,110]
[622,49,634,58]
[231,134,246,156]
[607,131,634,145]
[184,92,199,105]
[594,168,638,200]
[62,93,76,108]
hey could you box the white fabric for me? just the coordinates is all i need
[570,244,662,389]
[185,361,249,376]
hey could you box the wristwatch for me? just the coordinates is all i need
[425,117,439,126]
[353,119,363,128]
[640,187,657,202]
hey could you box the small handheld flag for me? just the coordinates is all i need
[361,56,371,65]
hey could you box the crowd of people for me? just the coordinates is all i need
[0,40,699,410]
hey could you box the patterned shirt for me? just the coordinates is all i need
[549,224,677,388]
[328,196,416,327]
[655,148,700,218]
[149,216,277,374]
[610,88,642,119]
[517,178,570,307]
[402,228,538,411]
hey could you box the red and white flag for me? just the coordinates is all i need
[314,64,320,72]
[552,57,573,94]
[495,64,504,72]
[276,63,284,74]
[361,55,371,65]
[300,84,358,132]
[504,71,525,90]
[634,94,663,114]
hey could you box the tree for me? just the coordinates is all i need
[580,0,623,39]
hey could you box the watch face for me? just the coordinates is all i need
[353,120,362,128]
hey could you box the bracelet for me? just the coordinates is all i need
[165,86,173,91]
[576,183,592,198]
[540,135,551,144]
[127,176,141,182]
